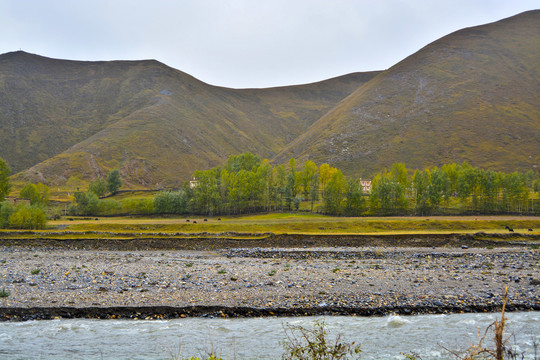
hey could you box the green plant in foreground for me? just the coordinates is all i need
[31,268,41,275]
[282,320,361,360]
[0,288,10,298]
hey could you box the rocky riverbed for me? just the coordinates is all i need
[0,245,538,320]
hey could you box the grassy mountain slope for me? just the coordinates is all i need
[274,10,540,177]
[0,51,377,188]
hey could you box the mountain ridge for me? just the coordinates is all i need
[1,10,538,190]
[0,50,377,188]
[273,10,540,176]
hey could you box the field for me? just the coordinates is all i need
[1,213,539,239]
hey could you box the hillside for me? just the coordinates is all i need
[274,10,540,177]
[0,51,377,188]
[1,10,538,191]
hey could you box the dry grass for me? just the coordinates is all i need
[10,214,536,237]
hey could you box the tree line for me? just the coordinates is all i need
[1,154,539,227]
[74,152,540,217]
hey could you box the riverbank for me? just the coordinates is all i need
[1,242,538,321]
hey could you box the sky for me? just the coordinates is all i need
[1,0,538,88]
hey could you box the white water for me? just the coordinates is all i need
[0,312,539,359]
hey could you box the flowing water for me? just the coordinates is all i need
[0,312,539,359]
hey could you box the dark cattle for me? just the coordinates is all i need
[186,219,190,222]
[193,221,197,224]
[218,218,221,221]
[204,219,208,222]
[529,228,533,232]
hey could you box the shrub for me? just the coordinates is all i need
[282,320,361,360]
[0,201,14,228]
[0,288,10,298]
[8,204,47,229]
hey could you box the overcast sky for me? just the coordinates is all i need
[1,0,538,88]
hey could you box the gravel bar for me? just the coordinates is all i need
[0,245,538,321]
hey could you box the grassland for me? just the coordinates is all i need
[1,214,538,240]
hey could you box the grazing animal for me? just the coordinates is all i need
[529,228,533,232]
[193,220,197,224]
[218,218,221,221]
[204,219,208,222]
[186,219,190,222]
[505,225,514,232]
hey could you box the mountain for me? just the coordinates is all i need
[0,51,377,188]
[1,10,538,190]
[274,10,540,177]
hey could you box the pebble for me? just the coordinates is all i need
[0,246,538,318]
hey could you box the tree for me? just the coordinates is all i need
[89,178,107,197]
[428,166,450,208]
[106,169,122,195]
[74,191,99,215]
[412,169,431,215]
[20,183,49,206]
[225,152,261,173]
[344,179,365,216]
[300,161,318,200]
[0,157,11,202]
[19,184,37,203]
[323,170,347,215]
[0,201,14,228]
[309,173,320,212]
[370,172,408,215]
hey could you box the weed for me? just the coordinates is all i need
[185,263,194,267]
[31,269,41,275]
[268,270,277,276]
[217,269,226,274]
[0,288,9,298]
[282,320,361,359]
[439,287,530,360]
[332,268,340,273]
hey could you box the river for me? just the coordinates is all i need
[1,312,539,359]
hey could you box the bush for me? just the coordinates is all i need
[0,201,14,228]
[8,204,47,229]
[282,320,361,360]
[154,191,188,214]
[121,198,154,215]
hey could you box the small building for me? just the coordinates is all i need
[360,179,372,193]
[189,178,199,189]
